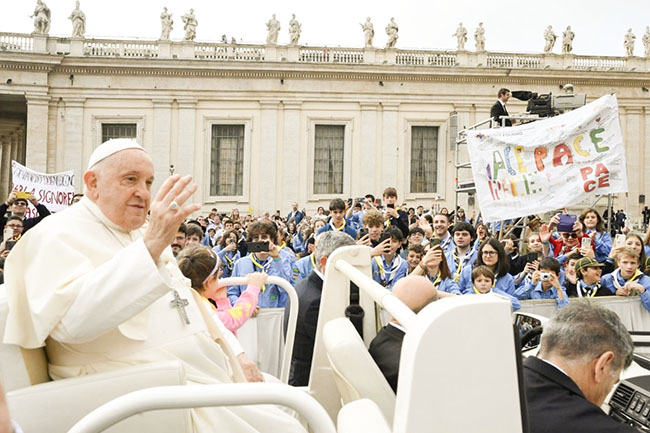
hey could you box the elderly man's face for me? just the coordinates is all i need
[89,150,154,231]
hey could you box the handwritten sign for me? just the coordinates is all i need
[466,94,627,223]
[11,161,75,217]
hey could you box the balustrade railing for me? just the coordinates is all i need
[0,32,646,72]
[0,33,33,52]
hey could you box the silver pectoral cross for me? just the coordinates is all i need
[170,289,190,325]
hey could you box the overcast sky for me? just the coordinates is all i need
[2,0,648,57]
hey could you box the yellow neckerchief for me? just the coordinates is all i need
[223,252,235,269]
[250,253,269,292]
[374,255,402,285]
[331,219,346,231]
[384,206,401,227]
[576,279,599,298]
[200,294,218,311]
[472,276,496,294]
[473,286,492,295]
[612,268,643,291]
[428,271,442,287]
[278,242,287,252]
[452,248,467,282]
[310,253,317,268]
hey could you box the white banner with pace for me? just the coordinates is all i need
[466,94,628,223]
[11,161,76,217]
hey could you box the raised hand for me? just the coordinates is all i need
[144,174,200,261]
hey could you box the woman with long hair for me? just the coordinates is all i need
[215,229,241,278]
[579,208,612,262]
[409,241,461,294]
[458,238,515,296]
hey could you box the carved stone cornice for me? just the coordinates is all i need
[45,63,650,89]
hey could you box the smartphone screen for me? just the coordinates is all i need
[246,241,269,253]
[3,227,12,242]
[615,234,626,247]
[387,203,395,209]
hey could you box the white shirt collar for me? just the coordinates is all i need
[539,357,569,377]
[314,267,324,280]
[389,322,407,333]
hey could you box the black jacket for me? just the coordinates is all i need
[523,356,636,433]
[0,202,51,234]
[287,271,323,386]
[368,324,405,393]
[490,100,512,126]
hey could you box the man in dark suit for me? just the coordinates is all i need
[523,299,636,433]
[490,88,512,127]
[369,275,451,392]
[287,230,355,386]
[286,202,304,226]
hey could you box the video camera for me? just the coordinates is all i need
[512,87,586,117]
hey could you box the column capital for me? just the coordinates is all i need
[63,98,86,108]
[381,102,400,111]
[282,101,302,110]
[360,102,380,111]
[260,101,281,110]
[25,93,50,105]
[152,98,174,108]
[177,99,197,109]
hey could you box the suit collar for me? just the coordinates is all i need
[524,356,585,398]
[307,270,324,290]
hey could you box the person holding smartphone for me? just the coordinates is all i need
[411,241,461,295]
[0,191,51,235]
[228,220,291,308]
[579,208,612,263]
[382,187,409,238]
[371,227,409,290]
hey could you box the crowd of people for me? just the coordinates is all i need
[1,138,649,431]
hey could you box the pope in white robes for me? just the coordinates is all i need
[3,139,305,433]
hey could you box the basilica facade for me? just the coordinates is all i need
[1,32,649,218]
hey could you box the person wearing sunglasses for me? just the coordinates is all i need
[540,213,594,265]
[0,190,51,235]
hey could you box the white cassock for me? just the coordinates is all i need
[3,197,304,433]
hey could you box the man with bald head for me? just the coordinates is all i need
[3,139,304,433]
[368,275,452,392]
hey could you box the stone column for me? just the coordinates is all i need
[258,101,280,213]
[381,103,400,191]
[282,101,302,208]
[10,133,18,165]
[175,99,197,178]
[152,99,174,194]
[25,93,50,172]
[359,103,379,194]
[46,100,58,173]
[62,98,85,189]
[0,137,11,198]
[15,128,26,166]
[625,108,642,217]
